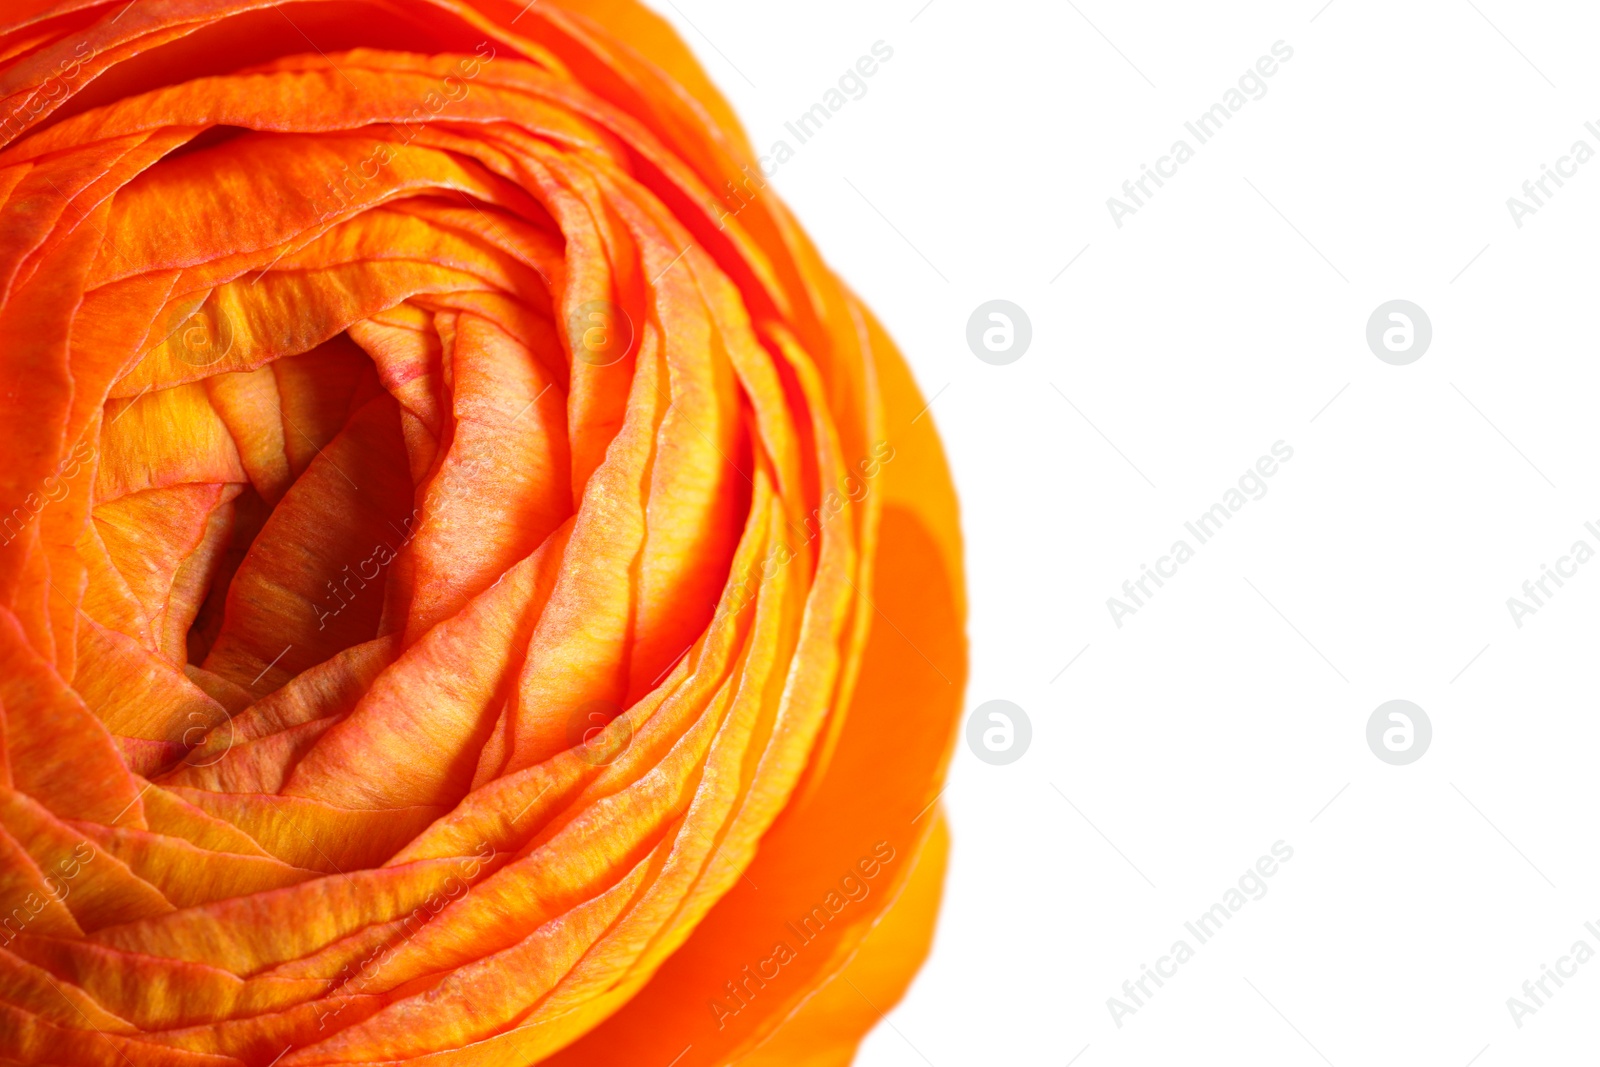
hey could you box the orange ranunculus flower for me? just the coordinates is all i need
[0,1,964,1063]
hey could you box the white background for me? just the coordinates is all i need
[647,2,1600,1064]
